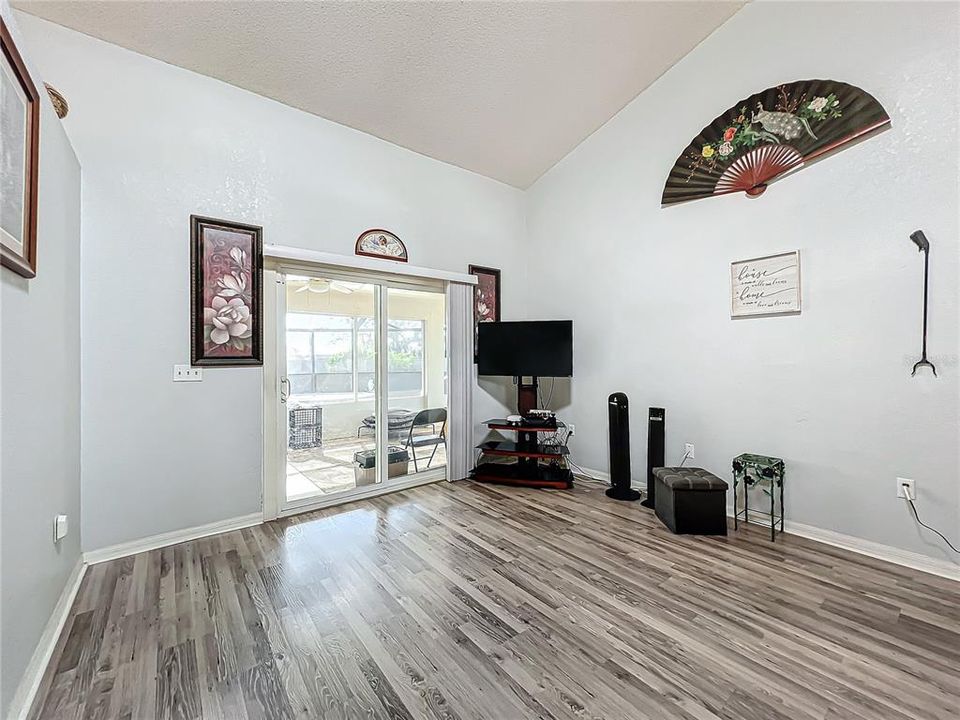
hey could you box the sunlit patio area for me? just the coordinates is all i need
[282,277,448,504]
[285,422,447,502]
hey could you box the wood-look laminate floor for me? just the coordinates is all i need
[31,479,960,720]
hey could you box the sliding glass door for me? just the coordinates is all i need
[386,286,447,479]
[282,275,380,504]
[277,269,446,513]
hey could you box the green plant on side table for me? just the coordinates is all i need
[732,453,785,541]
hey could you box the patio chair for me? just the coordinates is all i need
[402,408,447,472]
[357,409,416,439]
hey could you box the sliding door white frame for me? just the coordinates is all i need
[374,282,388,488]
[262,267,282,520]
[262,258,468,521]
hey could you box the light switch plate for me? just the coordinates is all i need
[54,514,68,542]
[174,365,202,382]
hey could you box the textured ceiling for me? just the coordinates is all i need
[15,1,743,188]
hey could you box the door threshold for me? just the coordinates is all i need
[278,470,446,518]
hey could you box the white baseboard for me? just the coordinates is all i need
[578,466,958,582]
[779,519,959,582]
[83,512,263,566]
[85,476,445,563]
[7,557,87,720]
[576,465,610,483]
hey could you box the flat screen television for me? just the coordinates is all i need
[477,320,573,377]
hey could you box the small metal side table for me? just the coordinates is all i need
[732,453,784,541]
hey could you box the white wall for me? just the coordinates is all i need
[0,2,82,714]
[11,2,958,569]
[15,12,526,552]
[525,0,959,563]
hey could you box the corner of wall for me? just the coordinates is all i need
[1,3,83,716]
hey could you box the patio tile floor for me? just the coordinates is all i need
[286,434,446,502]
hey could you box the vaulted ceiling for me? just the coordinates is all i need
[16,1,743,188]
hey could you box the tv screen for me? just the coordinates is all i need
[477,321,573,377]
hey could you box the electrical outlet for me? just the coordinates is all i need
[173,364,203,382]
[53,514,68,543]
[685,442,695,459]
[897,477,915,500]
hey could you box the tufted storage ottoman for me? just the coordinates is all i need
[653,467,728,535]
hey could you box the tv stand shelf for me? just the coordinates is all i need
[484,419,559,433]
[477,440,569,459]
[471,418,573,489]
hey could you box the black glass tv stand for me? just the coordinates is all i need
[471,418,574,489]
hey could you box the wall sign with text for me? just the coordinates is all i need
[731,251,801,318]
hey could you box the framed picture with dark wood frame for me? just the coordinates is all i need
[355,228,408,262]
[190,215,263,366]
[468,264,501,361]
[1,18,41,278]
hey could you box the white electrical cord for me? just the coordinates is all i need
[555,422,602,481]
[536,377,557,412]
[566,443,691,483]
[566,457,601,481]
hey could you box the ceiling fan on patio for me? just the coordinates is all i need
[294,278,359,294]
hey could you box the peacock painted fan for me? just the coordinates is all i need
[661,79,890,205]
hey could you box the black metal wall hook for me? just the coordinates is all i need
[909,230,936,377]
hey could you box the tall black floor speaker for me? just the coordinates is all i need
[605,392,641,501]
[640,407,665,508]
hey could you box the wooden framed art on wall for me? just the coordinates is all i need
[190,215,263,366]
[1,18,41,278]
[355,229,408,262]
[468,264,501,361]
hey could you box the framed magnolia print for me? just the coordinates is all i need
[190,215,263,366]
[1,19,41,278]
[731,250,801,318]
[469,264,501,361]
[355,228,408,262]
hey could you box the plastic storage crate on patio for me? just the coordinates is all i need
[288,405,323,449]
[353,446,410,485]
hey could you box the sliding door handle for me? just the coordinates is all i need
[280,377,290,404]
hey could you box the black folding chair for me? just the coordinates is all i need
[402,408,447,472]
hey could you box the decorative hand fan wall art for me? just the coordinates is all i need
[662,79,890,205]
